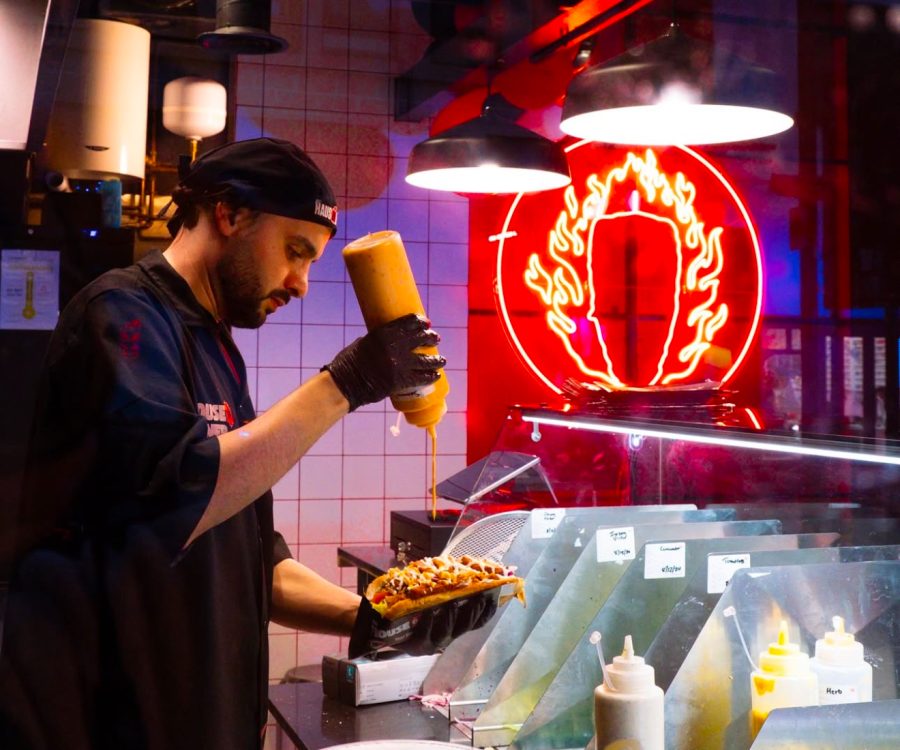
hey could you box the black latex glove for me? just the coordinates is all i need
[348,590,499,659]
[322,313,445,412]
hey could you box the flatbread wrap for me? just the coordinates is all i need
[365,554,526,621]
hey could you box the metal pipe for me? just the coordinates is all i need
[530,0,647,63]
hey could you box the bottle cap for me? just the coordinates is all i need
[758,620,811,676]
[343,229,398,252]
[604,635,658,694]
[815,616,864,666]
[399,395,448,428]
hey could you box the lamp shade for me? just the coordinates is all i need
[560,26,794,145]
[406,115,571,194]
[162,77,227,140]
[198,0,287,54]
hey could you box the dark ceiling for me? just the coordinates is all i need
[71,0,662,121]
[30,1,896,160]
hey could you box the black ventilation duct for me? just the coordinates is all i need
[197,0,286,54]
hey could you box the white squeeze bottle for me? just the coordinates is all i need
[592,633,664,750]
[809,615,873,704]
[750,620,818,738]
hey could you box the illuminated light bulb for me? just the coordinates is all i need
[561,104,794,146]
[848,4,877,31]
[658,81,702,106]
[406,109,571,195]
[560,25,794,146]
[405,164,571,194]
[887,6,900,34]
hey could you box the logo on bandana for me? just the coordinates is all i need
[198,401,234,436]
[314,199,338,227]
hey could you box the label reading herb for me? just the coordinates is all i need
[822,685,858,704]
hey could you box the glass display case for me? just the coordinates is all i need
[425,406,899,750]
[457,406,900,518]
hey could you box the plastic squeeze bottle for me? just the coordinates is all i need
[809,616,873,705]
[593,634,664,750]
[750,620,818,738]
[342,230,449,429]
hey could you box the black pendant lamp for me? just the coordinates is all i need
[560,24,793,145]
[406,96,571,194]
[198,0,287,55]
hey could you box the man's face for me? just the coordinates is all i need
[216,211,331,328]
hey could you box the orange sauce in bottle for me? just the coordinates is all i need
[342,230,449,520]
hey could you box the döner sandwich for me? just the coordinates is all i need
[365,554,526,621]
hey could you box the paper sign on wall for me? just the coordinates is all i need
[0,249,59,330]
[644,542,686,579]
[532,508,566,539]
[597,526,635,563]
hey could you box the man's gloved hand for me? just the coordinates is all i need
[348,590,499,659]
[402,591,499,656]
[322,313,445,412]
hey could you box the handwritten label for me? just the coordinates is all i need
[644,542,686,579]
[532,508,567,539]
[596,527,636,563]
[707,553,751,593]
[822,684,858,704]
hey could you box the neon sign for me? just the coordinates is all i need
[494,142,764,394]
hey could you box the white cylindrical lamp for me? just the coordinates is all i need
[162,77,227,143]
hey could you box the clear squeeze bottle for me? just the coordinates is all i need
[342,230,449,429]
[750,620,818,738]
[593,634,664,750]
[809,615,873,705]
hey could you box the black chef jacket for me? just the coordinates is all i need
[0,251,290,750]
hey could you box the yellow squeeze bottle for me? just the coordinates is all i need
[342,230,449,429]
[750,620,818,738]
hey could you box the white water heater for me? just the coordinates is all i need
[45,18,150,180]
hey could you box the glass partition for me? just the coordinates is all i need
[423,409,898,750]
[506,408,900,514]
[748,699,900,750]
[665,560,899,750]
[501,533,833,750]
[437,507,730,712]
[469,520,781,748]
[512,542,899,750]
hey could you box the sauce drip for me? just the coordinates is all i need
[427,425,438,520]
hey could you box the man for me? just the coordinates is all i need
[0,138,446,749]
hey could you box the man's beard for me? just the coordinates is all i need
[215,236,268,328]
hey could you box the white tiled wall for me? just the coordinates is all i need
[234,0,469,713]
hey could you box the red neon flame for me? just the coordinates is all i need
[682,146,764,385]
[495,144,764,394]
[744,407,764,431]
